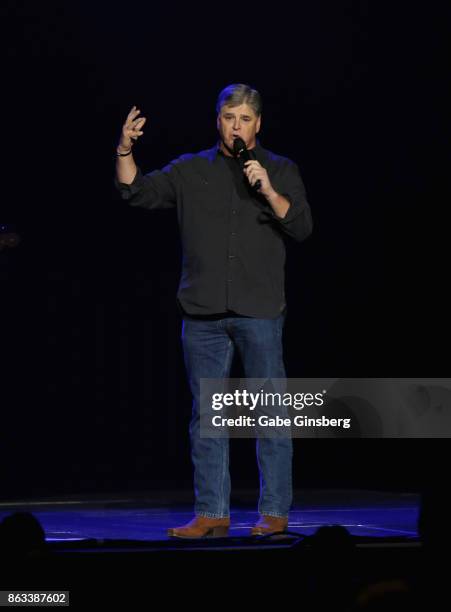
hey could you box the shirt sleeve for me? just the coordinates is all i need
[114,161,178,210]
[264,160,313,243]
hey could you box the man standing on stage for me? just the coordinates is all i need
[115,84,313,537]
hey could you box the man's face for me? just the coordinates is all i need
[217,103,261,154]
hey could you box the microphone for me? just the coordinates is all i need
[233,137,261,190]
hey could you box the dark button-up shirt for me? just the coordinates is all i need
[114,140,313,318]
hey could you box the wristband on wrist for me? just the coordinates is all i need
[116,147,133,157]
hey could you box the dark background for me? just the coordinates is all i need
[2,1,449,499]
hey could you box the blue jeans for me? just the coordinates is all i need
[181,311,292,519]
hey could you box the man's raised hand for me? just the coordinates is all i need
[117,106,147,153]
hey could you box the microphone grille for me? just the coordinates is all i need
[233,137,246,156]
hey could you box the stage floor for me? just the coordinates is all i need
[0,489,420,543]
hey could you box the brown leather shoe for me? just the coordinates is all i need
[167,516,230,538]
[250,515,288,536]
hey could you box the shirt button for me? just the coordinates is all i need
[232,209,237,214]
[231,232,236,236]
[228,255,235,259]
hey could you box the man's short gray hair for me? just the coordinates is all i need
[216,83,262,116]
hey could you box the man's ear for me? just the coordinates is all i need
[256,115,261,134]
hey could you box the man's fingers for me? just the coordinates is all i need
[126,105,138,119]
[122,108,146,142]
[247,169,263,184]
[126,129,144,137]
[125,116,146,131]
[126,106,142,123]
